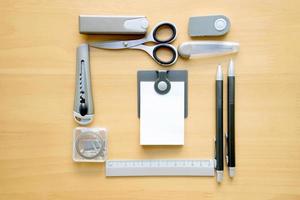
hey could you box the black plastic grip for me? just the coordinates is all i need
[227,77,235,167]
[152,23,177,43]
[153,44,177,66]
[216,80,224,171]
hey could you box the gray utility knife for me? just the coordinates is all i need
[178,41,239,59]
[79,15,149,34]
[73,44,94,125]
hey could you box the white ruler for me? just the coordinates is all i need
[106,159,215,177]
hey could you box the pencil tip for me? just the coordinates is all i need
[228,59,235,76]
[216,64,223,80]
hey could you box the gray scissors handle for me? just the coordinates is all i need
[131,43,178,66]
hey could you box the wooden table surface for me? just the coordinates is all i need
[0,0,299,199]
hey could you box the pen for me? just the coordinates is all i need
[227,59,235,177]
[215,64,224,183]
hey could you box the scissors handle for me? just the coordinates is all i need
[152,44,178,66]
[151,22,177,43]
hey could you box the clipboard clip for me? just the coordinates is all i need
[154,70,171,95]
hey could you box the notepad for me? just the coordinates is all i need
[140,81,185,145]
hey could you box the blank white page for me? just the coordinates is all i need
[140,81,185,145]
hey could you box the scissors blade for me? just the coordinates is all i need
[89,41,128,49]
[90,38,146,49]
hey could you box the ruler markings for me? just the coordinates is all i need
[106,159,215,177]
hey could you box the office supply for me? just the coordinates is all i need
[138,70,188,145]
[226,59,236,177]
[178,41,239,59]
[106,159,215,176]
[73,44,94,125]
[73,127,108,162]
[215,65,224,183]
[188,15,230,36]
[79,15,149,34]
[89,21,178,66]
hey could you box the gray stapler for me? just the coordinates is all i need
[79,15,149,34]
[73,44,94,125]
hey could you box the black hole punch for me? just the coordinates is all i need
[153,45,177,66]
[153,23,176,43]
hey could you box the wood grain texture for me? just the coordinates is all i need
[0,0,300,199]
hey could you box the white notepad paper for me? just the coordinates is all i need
[140,81,185,145]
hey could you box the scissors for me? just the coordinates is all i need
[89,21,178,66]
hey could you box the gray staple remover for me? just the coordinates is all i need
[178,41,239,59]
[79,15,149,34]
[73,44,94,125]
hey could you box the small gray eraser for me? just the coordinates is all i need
[188,15,230,37]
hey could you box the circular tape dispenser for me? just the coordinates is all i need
[73,127,108,162]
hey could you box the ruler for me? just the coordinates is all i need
[106,159,215,177]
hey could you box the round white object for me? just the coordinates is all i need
[214,18,227,31]
[157,81,168,91]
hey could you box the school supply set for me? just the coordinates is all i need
[73,15,238,183]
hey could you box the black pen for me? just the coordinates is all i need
[226,59,235,177]
[215,64,224,183]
